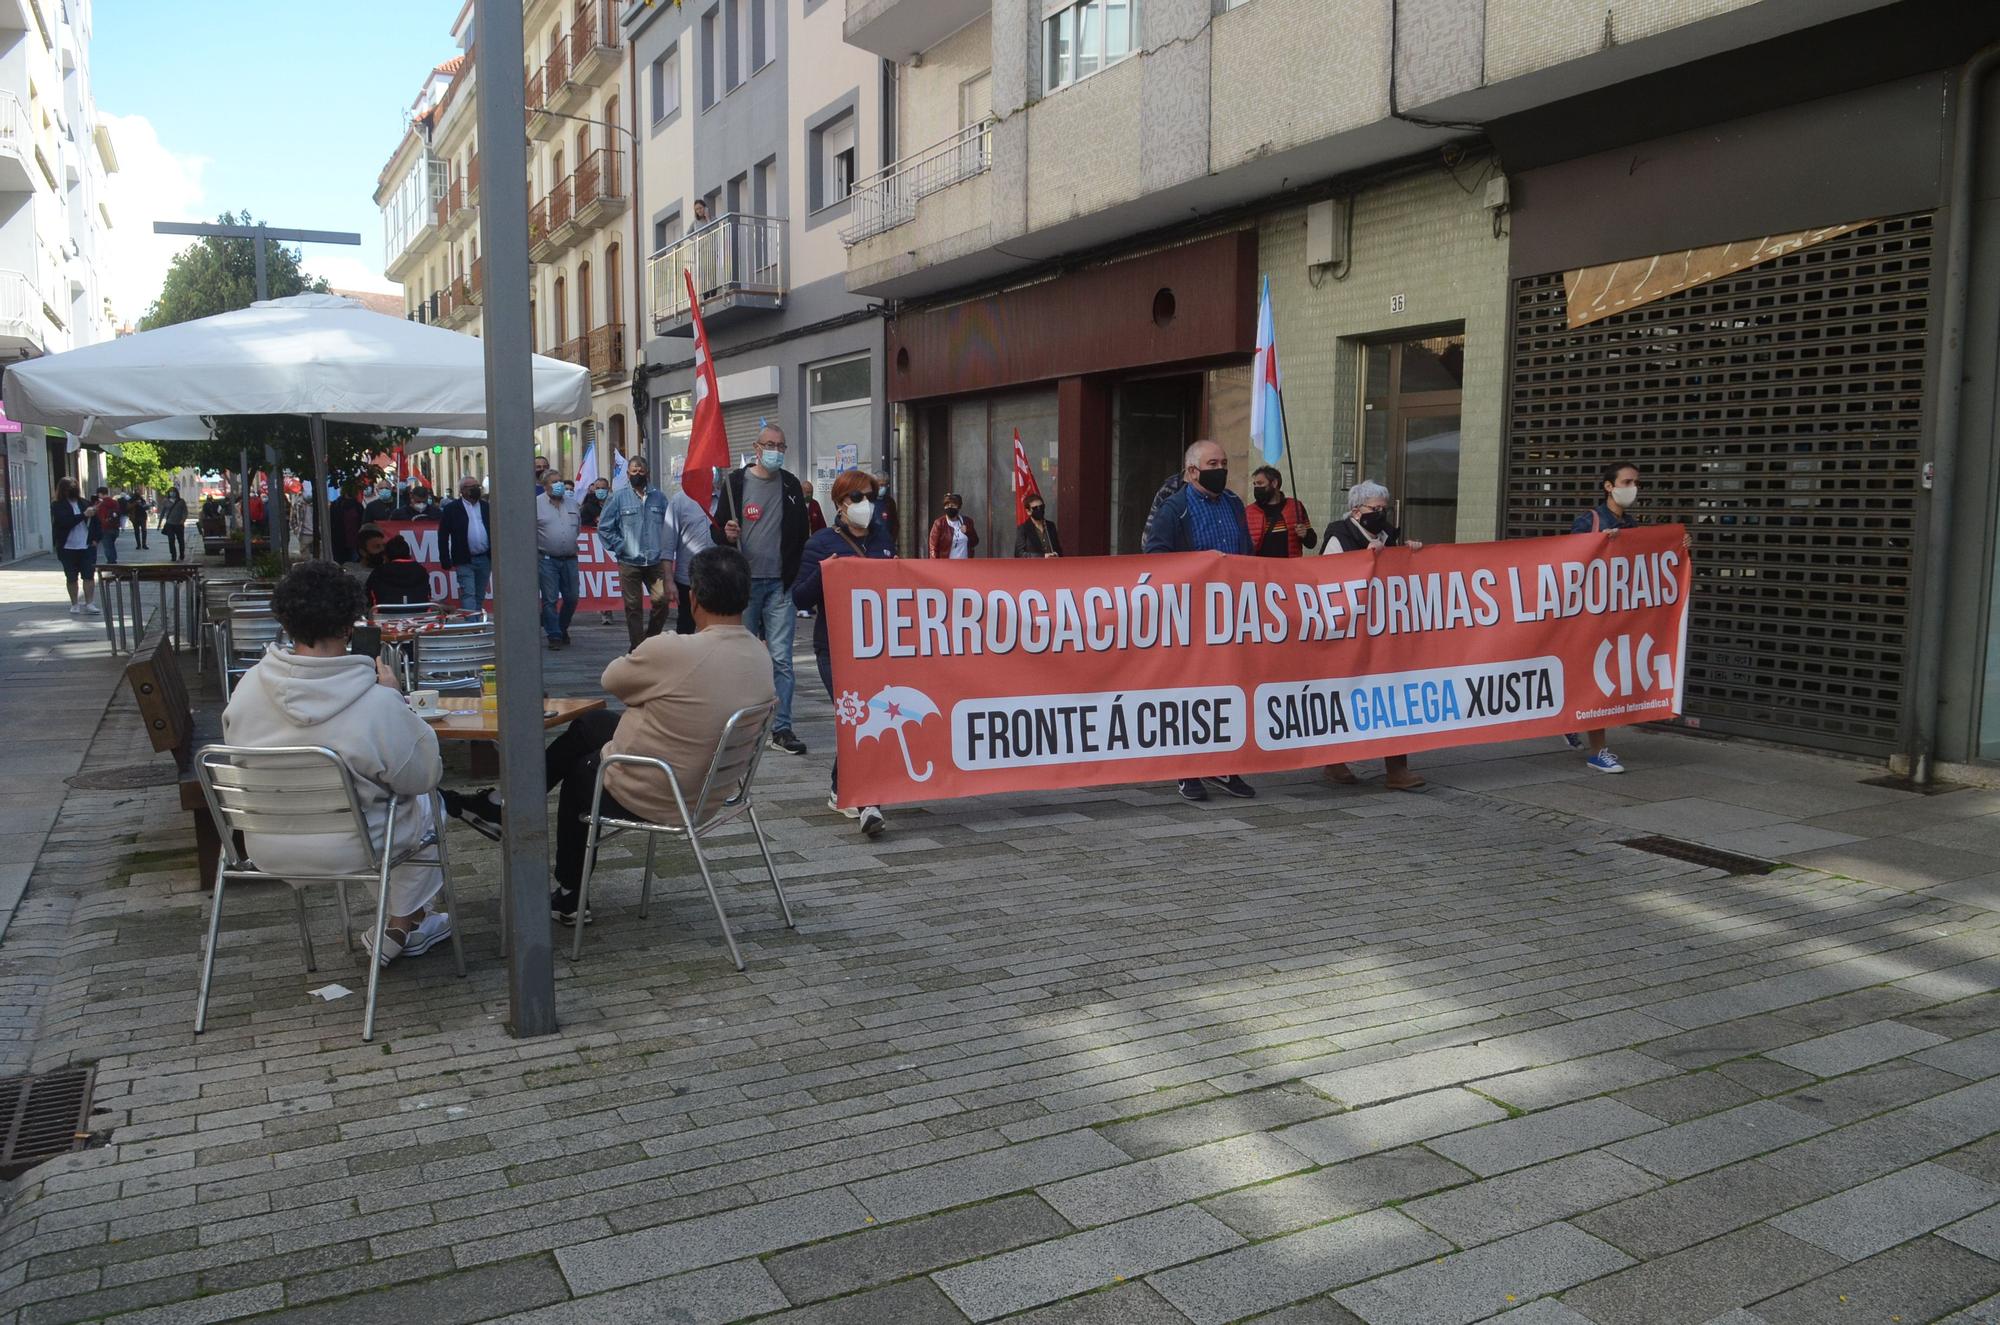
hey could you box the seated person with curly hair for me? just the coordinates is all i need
[222,560,454,965]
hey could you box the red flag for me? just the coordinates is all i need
[1011,428,1040,525]
[682,267,730,512]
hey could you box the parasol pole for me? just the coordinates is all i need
[239,446,253,568]
[310,415,332,562]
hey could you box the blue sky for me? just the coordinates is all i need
[93,0,465,321]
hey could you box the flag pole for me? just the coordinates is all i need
[1275,384,1301,501]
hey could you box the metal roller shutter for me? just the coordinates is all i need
[1505,212,1935,754]
[723,400,773,467]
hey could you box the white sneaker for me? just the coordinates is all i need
[859,805,885,838]
[65,602,79,615]
[80,601,101,615]
[398,911,453,957]
[826,792,859,820]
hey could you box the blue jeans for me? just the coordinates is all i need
[538,554,579,639]
[452,553,491,612]
[745,576,796,732]
[98,531,118,564]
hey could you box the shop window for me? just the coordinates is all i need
[806,354,872,528]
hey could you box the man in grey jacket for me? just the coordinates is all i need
[596,456,679,651]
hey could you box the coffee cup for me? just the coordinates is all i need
[410,689,441,712]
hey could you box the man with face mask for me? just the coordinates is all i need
[440,477,493,612]
[1322,480,1429,792]
[536,474,583,648]
[597,455,679,650]
[364,483,398,523]
[1247,465,1317,558]
[1143,440,1254,803]
[927,492,980,559]
[533,454,551,494]
[711,424,811,755]
[394,486,439,522]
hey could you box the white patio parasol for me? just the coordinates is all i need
[2,293,589,545]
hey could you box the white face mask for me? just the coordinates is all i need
[760,448,785,470]
[845,499,875,530]
[1611,484,1640,507]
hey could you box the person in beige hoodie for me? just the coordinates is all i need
[222,560,453,965]
[441,546,775,926]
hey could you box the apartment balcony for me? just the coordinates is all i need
[0,92,30,193]
[466,152,481,209]
[586,322,625,384]
[548,334,587,367]
[443,174,478,237]
[528,195,555,264]
[0,269,45,353]
[435,176,457,231]
[571,147,626,231]
[568,0,620,86]
[544,174,579,253]
[541,40,578,119]
[842,117,992,245]
[525,67,555,139]
[844,0,988,60]
[442,265,481,329]
[649,213,786,338]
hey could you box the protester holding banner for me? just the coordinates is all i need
[712,424,811,757]
[1014,497,1062,558]
[927,494,979,560]
[536,479,583,650]
[1562,460,1668,774]
[794,469,895,838]
[439,477,492,612]
[598,455,679,651]
[1247,466,1317,558]
[1142,440,1256,803]
[1322,480,1428,791]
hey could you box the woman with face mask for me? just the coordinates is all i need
[1562,460,1647,774]
[1013,494,1063,558]
[791,469,895,839]
[1321,480,1428,792]
[927,492,979,559]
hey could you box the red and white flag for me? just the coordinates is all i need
[682,267,730,512]
[1011,428,1040,525]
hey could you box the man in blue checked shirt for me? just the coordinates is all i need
[1142,438,1256,804]
[595,455,680,651]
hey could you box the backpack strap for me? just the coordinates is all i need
[1589,509,1603,533]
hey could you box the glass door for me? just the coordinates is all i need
[1360,331,1464,545]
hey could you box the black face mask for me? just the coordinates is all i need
[1357,509,1390,534]
[1196,468,1229,495]
[1028,506,1045,520]
[945,506,962,518]
[1253,486,1277,504]
[630,473,648,489]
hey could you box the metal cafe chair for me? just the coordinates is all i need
[217,597,283,700]
[408,618,497,695]
[197,581,270,675]
[192,745,466,1042]
[572,700,794,965]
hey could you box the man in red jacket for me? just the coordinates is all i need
[1245,466,1317,558]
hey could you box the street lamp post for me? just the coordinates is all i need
[151,221,362,561]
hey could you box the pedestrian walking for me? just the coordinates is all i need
[536,477,582,649]
[127,490,150,549]
[582,475,616,626]
[1322,480,1428,791]
[712,423,810,757]
[363,482,397,523]
[1246,465,1316,558]
[51,478,100,615]
[793,469,894,838]
[597,455,679,651]
[439,477,492,612]
[93,487,120,564]
[927,493,978,559]
[669,485,713,636]
[1143,440,1255,803]
[393,486,440,521]
[1014,495,1062,557]
[158,486,188,561]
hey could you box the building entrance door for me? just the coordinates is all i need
[1113,375,1198,554]
[1361,332,1463,548]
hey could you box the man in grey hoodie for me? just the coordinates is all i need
[221,562,453,965]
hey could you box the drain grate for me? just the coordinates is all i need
[1858,774,1969,798]
[1619,836,1778,876]
[65,763,180,791]
[0,1066,96,1180]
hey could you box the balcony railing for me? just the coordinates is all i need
[649,212,787,334]
[467,152,480,203]
[841,117,994,245]
[0,268,41,346]
[587,322,625,383]
[570,0,619,80]
[545,37,569,95]
[528,196,551,258]
[525,67,546,116]
[550,334,587,366]
[571,147,626,224]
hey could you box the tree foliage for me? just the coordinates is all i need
[104,441,170,493]
[134,210,393,483]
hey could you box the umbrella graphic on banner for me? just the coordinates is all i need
[849,685,938,783]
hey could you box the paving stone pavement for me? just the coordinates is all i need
[4,574,2000,1321]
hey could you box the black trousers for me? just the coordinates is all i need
[544,709,634,887]
[673,583,697,635]
[164,524,185,559]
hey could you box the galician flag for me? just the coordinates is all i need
[682,266,731,511]
[1251,274,1285,465]
[1011,428,1040,525]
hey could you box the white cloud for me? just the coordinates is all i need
[100,112,210,326]
[309,253,399,296]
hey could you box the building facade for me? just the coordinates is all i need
[625,0,888,530]
[0,0,115,562]
[839,0,2000,772]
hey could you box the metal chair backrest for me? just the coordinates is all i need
[223,604,283,657]
[374,602,436,618]
[194,745,378,872]
[411,619,496,686]
[686,701,777,832]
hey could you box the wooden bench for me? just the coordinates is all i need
[124,634,224,887]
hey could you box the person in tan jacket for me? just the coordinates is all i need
[442,546,775,925]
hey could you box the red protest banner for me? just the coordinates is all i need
[823,526,1692,807]
[378,520,624,611]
